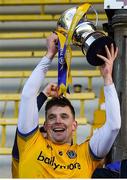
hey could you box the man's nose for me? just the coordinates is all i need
[56,116,61,123]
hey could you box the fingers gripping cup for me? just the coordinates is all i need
[57,4,116,66]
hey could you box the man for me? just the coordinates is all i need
[16,33,121,178]
[12,83,57,177]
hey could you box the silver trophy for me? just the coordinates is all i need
[57,6,115,66]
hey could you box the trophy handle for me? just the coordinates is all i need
[88,5,99,27]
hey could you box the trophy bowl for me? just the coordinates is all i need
[57,6,116,66]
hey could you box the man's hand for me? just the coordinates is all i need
[45,33,58,60]
[97,44,118,85]
[43,83,58,97]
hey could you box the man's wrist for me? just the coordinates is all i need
[45,52,55,60]
[104,76,113,86]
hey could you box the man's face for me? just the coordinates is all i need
[44,105,77,145]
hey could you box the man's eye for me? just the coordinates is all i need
[61,114,68,119]
[48,115,56,120]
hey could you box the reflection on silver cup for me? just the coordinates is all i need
[57,7,77,33]
[57,6,115,66]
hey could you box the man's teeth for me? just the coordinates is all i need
[53,128,65,132]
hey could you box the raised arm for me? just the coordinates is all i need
[17,33,58,134]
[89,44,121,158]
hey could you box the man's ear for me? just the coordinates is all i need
[43,122,47,131]
[72,120,77,131]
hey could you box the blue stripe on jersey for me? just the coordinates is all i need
[12,129,19,160]
[17,125,38,137]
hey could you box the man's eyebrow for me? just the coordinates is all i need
[48,113,69,117]
[61,113,68,116]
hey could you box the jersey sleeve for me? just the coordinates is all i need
[17,128,40,157]
[79,140,102,177]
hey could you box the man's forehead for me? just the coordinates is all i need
[47,105,72,114]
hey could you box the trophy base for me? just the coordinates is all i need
[86,36,116,66]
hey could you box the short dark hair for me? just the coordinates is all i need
[45,96,75,119]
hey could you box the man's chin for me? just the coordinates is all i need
[53,138,66,145]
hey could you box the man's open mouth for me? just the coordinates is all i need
[53,127,66,132]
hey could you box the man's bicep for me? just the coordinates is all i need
[18,95,39,134]
[89,123,118,158]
